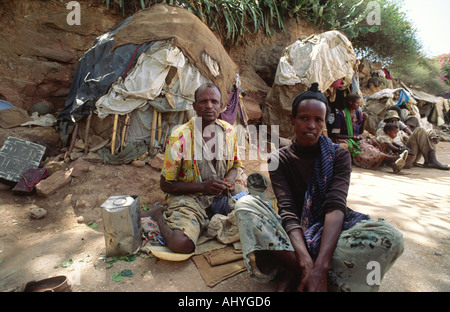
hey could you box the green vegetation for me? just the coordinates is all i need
[100,0,376,44]
[100,0,449,97]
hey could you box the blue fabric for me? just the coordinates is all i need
[301,136,370,260]
[209,195,231,216]
[232,190,248,200]
[0,100,13,110]
[396,89,410,106]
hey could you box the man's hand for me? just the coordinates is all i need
[222,177,235,193]
[202,179,229,196]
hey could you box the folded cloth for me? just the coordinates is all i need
[98,141,148,164]
[141,216,163,246]
[12,168,48,195]
[203,245,243,266]
[192,253,246,287]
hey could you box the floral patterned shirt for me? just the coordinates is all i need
[161,117,242,185]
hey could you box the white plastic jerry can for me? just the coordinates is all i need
[101,195,142,256]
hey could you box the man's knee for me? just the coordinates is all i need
[167,229,195,254]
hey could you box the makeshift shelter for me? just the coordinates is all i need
[58,4,243,162]
[409,89,449,127]
[263,30,360,138]
[361,88,421,135]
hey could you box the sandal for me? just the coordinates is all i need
[392,150,408,173]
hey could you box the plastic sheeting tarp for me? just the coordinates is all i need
[273,31,356,90]
[0,100,14,110]
[264,31,358,138]
[58,17,153,123]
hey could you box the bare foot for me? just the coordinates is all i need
[425,162,450,170]
[276,269,299,292]
[147,204,166,221]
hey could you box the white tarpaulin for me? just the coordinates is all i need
[95,41,211,119]
[274,30,357,91]
[264,30,358,138]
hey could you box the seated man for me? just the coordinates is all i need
[235,83,404,292]
[377,110,449,170]
[150,83,242,254]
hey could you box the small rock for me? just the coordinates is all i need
[30,207,47,219]
[84,152,103,163]
[30,101,55,115]
[0,183,11,191]
[132,160,146,167]
[43,160,65,175]
[74,138,85,150]
[148,153,164,170]
[70,158,90,177]
[77,216,85,223]
[70,152,85,161]
[96,193,109,207]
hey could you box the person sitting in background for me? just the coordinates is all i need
[377,110,449,170]
[378,108,412,135]
[331,93,406,173]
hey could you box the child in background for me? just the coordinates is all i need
[376,123,409,157]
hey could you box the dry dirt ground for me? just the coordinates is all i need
[0,142,449,293]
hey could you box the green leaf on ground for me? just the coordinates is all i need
[112,269,134,282]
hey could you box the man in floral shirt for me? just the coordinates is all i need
[150,83,241,254]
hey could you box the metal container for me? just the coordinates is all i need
[101,195,142,256]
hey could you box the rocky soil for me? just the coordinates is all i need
[0,139,449,292]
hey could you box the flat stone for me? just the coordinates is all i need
[148,153,164,171]
[132,160,146,167]
[69,158,90,177]
[29,207,47,219]
[35,168,73,197]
